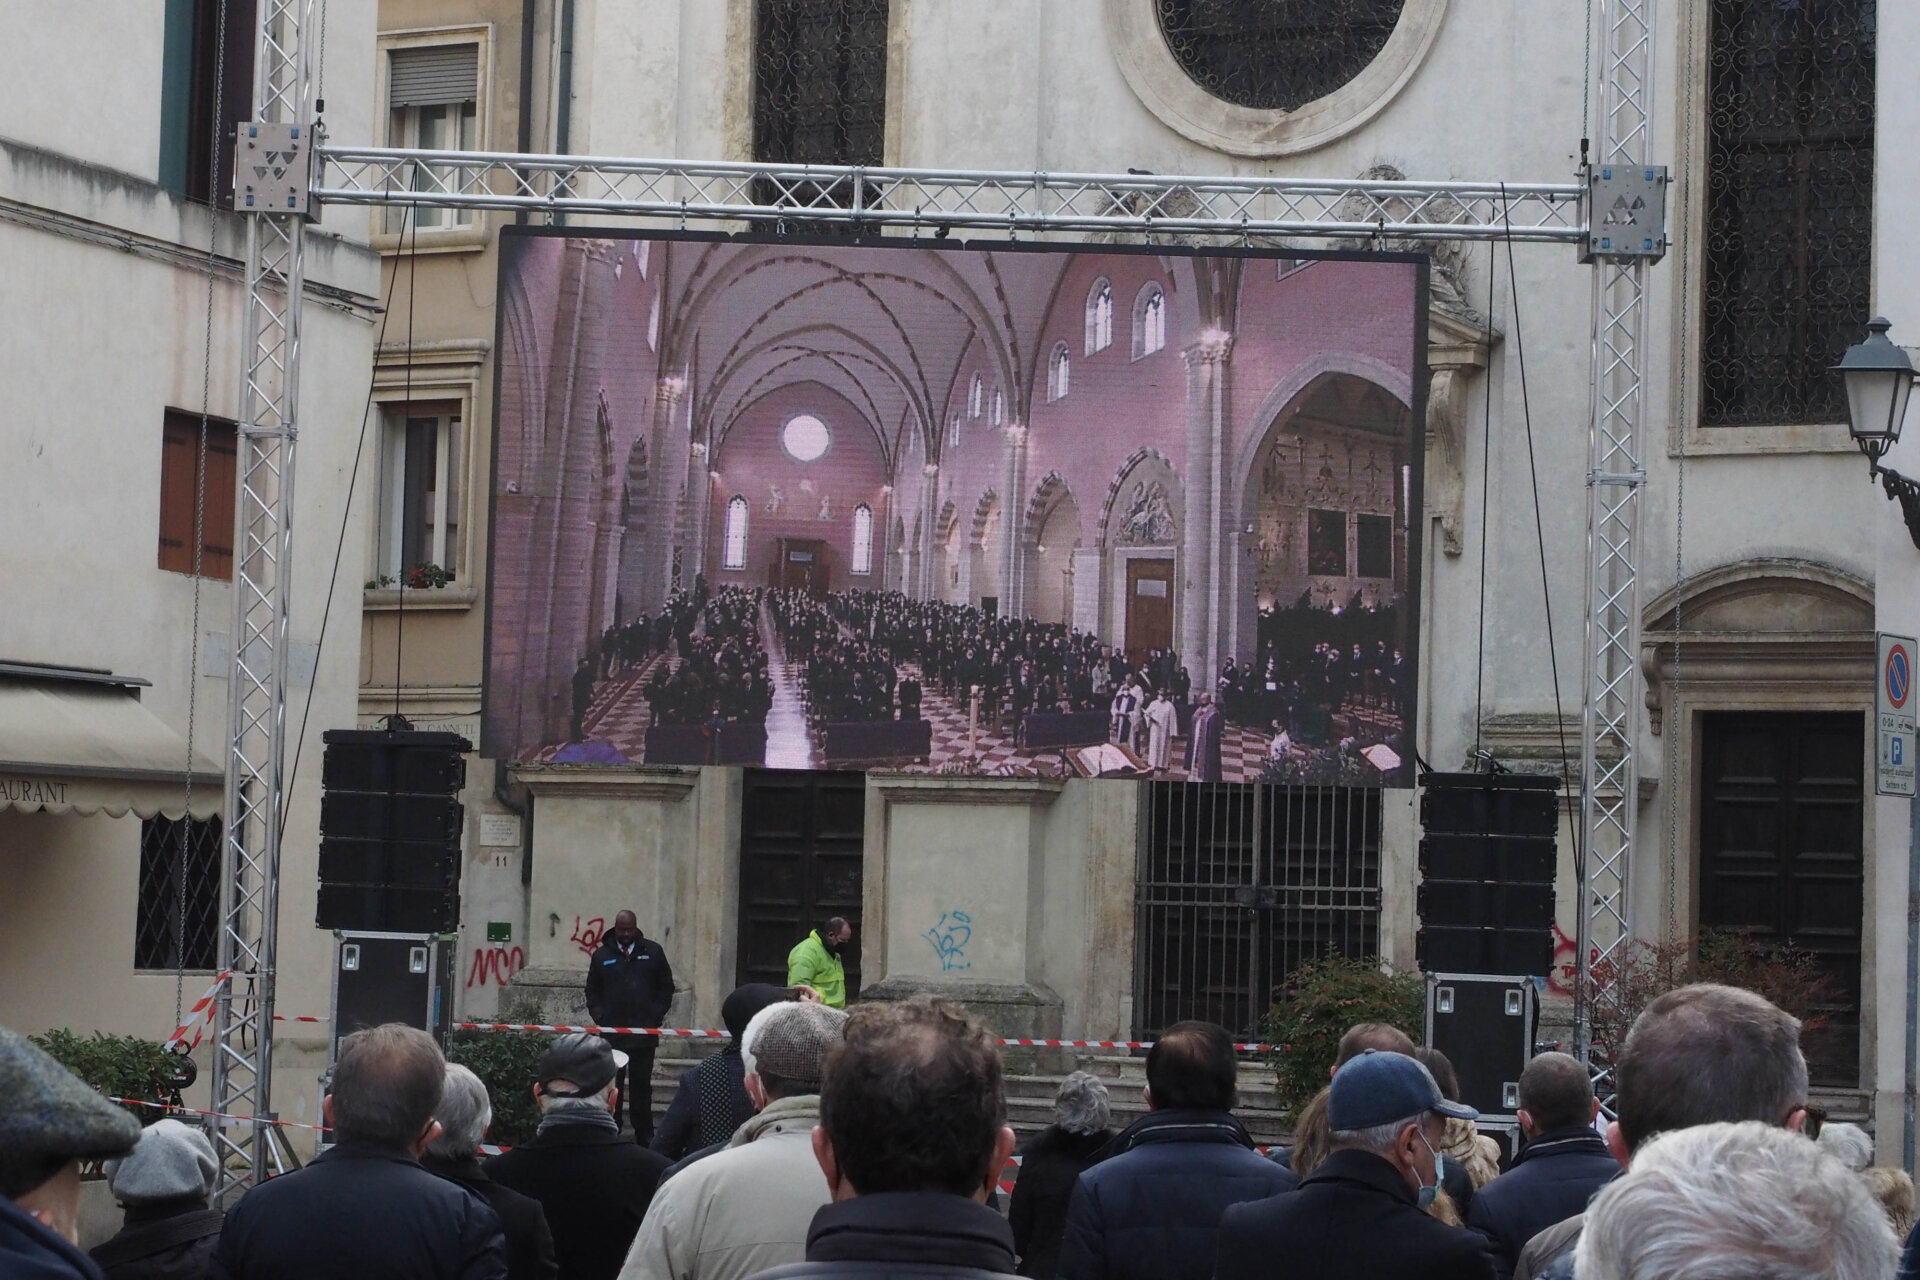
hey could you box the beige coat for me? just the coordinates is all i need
[618,1095,830,1280]
[1440,1115,1503,1189]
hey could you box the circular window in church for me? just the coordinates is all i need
[782,414,831,462]
[1155,0,1408,111]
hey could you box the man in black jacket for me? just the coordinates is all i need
[1466,1053,1616,1280]
[585,910,676,1141]
[90,1118,224,1280]
[423,1064,557,1280]
[1057,1022,1296,1280]
[1214,1050,1495,1280]
[213,1024,507,1280]
[485,1033,669,1280]
[751,997,1020,1280]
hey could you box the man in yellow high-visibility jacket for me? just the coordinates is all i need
[786,917,854,1008]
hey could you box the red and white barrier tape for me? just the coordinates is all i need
[108,1094,331,1134]
[453,1022,1272,1052]
[163,970,234,1052]
[274,1014,329,1024]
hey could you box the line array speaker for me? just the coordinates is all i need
[317,728,470,934]
[1416,771,1559,976]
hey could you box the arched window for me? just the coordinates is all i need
[851,503,874,575]
[990,387,1005,427]
[969,374,985,419]
[1048,342,1071,402]
[1133,284,1166,359]
[647,293,661,351]
[636,241,651,279]
[948,414,960,449]
[723,495,748,569]
[1085,279,1114,354]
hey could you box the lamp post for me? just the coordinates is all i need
[1835,317,1920,1175]
[1834,317,1920,548]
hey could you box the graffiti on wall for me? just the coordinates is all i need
[924,910,974,972]
[571,916,606,956]
[467,945,527,988]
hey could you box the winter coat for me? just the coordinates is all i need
[785,932,847,1009]
[485,1123,670,1280]
[1214,1148,1497,1280]
[1055,1109,1298,1280]
[651,1055,755,1161]
[586,934,676,1028]
[751,1192,1018,1280]
[1007,1127,1112,1280]
[1,1192,107,1280]
[619,1095,829,1280]
[1465,1128,1618,1280]
[90,1200,222,1280]
[421,1153,559,1280]
[211,1143,507,1280]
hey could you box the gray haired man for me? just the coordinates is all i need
[423,1063,558,1280]
[1576,1121,1897,1280]
[1516,983,1814,1280]
[620,1000,849,1280]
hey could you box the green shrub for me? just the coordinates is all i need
[446,1000,550,1148]
[1258,952,1425,1117]
[29,1029,185,1126]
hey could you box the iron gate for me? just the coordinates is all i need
[1134,782,1383,1038]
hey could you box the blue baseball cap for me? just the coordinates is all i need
[1328,1050,1478,1130]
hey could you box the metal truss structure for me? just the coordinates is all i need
[210,0,1658,1194]
[209,0,314,1205]
[1573,0,1659,1091]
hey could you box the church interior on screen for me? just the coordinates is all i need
[484,234,1424,783]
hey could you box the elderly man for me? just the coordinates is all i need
[621,1000,848,1280]
[1214,1051,1496,1280]
[1516,983,1815,1280]
[422,1064,557,1280]
[752,998,1020,1279]
[1466,1054,1616,1280]
[585,910,676,1140]
[487,1033,669,1280]
[0,1025,142,1280]
[1576,1121,1896,1280]
[90,1118,225,1280]
[1058,1021,1297,1280]
[786,919,854,1010]
[216,1023,507,1280]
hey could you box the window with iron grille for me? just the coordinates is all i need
[1135,782,1382,1037]
[1699,0,1873,427]
[751,0,890,215]
[136,815,222,971]
[1155,0,1407,112]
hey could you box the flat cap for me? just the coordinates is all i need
[105,1117,218,1204]
[741,1001,847,1091]
[0,1026,142,1198]
[537,1032,627,1097]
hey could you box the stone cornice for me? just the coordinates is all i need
[511,763,700,801]
[867,773,1065,806]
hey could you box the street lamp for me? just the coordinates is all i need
[1835,317,1920,548]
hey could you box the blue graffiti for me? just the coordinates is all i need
[924,910,973,972]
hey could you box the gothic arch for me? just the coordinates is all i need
[1022,471,1076,549]
[969,489,1002,549]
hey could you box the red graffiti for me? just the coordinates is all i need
[1547,922,1589,996]
[570,916,606,957]
[466,946,526,989]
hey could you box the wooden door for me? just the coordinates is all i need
[736,769,865,997]
[1125,558,1174,665]
[1699,711,1864,1084]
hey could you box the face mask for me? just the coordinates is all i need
[1413,1127,1441,1210]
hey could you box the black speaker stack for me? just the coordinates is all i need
[317,728,470,933]
[1415,771,1559,975]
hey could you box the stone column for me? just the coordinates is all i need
[919,464,940,600]
[1001,424,1029,613]
[644,375,686,609]
[1180,331,1232,687]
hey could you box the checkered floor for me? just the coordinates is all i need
[533,631,1348,784]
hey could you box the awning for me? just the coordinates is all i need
[0,671,223,820]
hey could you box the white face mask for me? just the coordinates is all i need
[1412,1126,1441,1210]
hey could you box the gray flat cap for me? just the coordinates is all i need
[105,1117,218,1204]
[741,1001,848,1091]
[0,1026,143,1198]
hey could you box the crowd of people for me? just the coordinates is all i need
[1220,596,1405,739]
[768,590,903,725]
[637,590,775,728]
[6,976,1920,1280]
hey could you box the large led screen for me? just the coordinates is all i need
[484,230,1426,786]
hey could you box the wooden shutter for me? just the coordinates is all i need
[158,409,238,579]
[389,45,478,108]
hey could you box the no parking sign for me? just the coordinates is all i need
[1878,633,1916,797]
